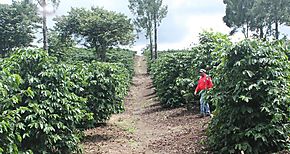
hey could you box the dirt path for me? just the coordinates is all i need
[82,56,210,154]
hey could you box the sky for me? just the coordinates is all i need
[1,0,290,52]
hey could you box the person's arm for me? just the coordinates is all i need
[206,76,213,89]
[194,83,200,95]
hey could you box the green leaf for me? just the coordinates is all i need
[243,70,254,78]
[239,95,251,103]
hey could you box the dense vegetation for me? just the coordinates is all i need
[1,0,290,153]
[223,0,290,39]
[0,1,137,152]
[0,1,39,57]
[0,48,134,153]
[147,31,290,153]
[208,40,289,153]
[150,51,197,107]
[148,31,231,108]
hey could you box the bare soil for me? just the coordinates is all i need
[82,56,210,154]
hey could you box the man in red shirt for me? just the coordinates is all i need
[194,69,213,117]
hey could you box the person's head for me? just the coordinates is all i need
[199,69,206,76]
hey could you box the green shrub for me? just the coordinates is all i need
[71,61,130,124]
[0,70,27,153]
[0,49,92,153]
[193,30,232,71]
[208,40,290,153]
[150,52,197,107]
[148,31,231,108]
[0,48,133,153]
[106,48,135,78]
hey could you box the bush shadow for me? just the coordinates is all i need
[83,134,112,143]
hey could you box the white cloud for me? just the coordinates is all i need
[183,14,230,44]
[132,0,231,51]
[0,0,11,4]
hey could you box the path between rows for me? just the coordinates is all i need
[82,56,210,154]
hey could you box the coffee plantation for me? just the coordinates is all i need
[146,31,290,153]
[0,33,289,153]
[0,48,134,153]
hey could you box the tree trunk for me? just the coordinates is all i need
[100,48,106,62]
[275,20,279,39]
[149,32,153,60]
[42,0,48,51]
[246,22,249,38]
[96,46,106,62]
[259,26,264,39]
[154,13,158,60]
[242,24,249,39]
[148,18,153,60]
[242,27,247,38]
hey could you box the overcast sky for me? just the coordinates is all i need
[1,0,290,52]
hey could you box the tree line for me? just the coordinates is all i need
[2,0,289,61]
[223,0,290,39]
[0,0,168,60]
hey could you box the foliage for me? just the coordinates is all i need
[223,0,254,38]
[0,48,133,153]
[0,49,90,153]
[49,46,135,79]
[64,48,134,125]
[0,70,29,153]
[150,51,197,107]
[23,0,60,51]
[223,0,290,39]
[252,0,290,39]
[106,48,136,79]
[285,40,290,59]
[71,62,130,124]
[47,29,76,59]
[54,7,135,61]
[128,0,168,59]
[208,39,290,153]
[0,2,40,57]
[148,31,231,108]
[194,30,232,72]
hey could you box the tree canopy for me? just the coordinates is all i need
[54,7,135,61]
[128,0,168,59]
[20,0,60,51]
[223,0,290,39]
[0,1,40,57]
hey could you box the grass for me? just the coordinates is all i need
[115,118,136,134]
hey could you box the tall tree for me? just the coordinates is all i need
[129,0,154,59]
[38,0,59,51]
[264,0,290,39]
[54,7,135,61]
[248,0,269,39]
[223,0,290,39]
[23,0,60,50]
[223,0,255,38]
[0,1,39,57]
[128,0,167,60]
[151,0,167,59]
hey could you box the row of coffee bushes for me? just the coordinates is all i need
[148,31,231,107]
[57,47,136,78]
[144,49,188,73]
[207,40,290,153]
[147,31,290,153]
[106,48,136,79]
[150,51,197,107]
[0,49,132,153]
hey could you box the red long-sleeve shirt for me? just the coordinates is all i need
[195,75,213,93]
